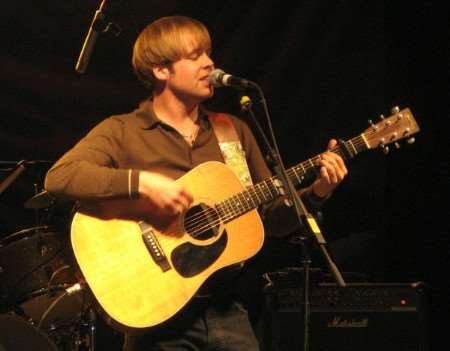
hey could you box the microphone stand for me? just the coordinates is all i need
[75,0,122,74]
[241,87,346,351]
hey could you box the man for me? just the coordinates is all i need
[45,15,347,351]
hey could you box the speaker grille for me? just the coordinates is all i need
[261,282,429,351]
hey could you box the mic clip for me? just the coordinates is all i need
[93,11,121,37]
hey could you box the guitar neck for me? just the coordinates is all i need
[216,135,368,223]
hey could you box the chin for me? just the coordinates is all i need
[197,89,214,101]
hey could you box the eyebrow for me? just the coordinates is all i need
[184,46,211,58]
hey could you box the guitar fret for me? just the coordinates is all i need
[237,193,248,212]
[240,190,252,210]
[269,178,280,197]
[254,184,262,202]
[258,184,266,201]
[230,195,240,217]
[234,194,246,215]
[258,183,269,202]
[215,203,225,219]
[253,186,263,204]
[222,199,233,219]
[218,201,224,216]
[348,139,358,156]
[302,162,307,174]
[245,191,253,209]
[262,180,274,201]
[292,166,302,185]
[354,135,367,153]
[266,179,275,197]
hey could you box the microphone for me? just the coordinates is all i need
[208,69,257,89]
[75,0,108,74]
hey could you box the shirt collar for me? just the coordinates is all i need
[135,99,209,129]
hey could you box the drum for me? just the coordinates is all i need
[19,284,93,350]
[0,226,76,312]
[0,314,58,351]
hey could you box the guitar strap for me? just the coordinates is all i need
[207,112,253,188]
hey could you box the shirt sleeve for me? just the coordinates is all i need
[44,117,140,201]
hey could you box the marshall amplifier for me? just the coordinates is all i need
[260,279,429,351]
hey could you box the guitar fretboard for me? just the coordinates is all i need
[215,135,368,223]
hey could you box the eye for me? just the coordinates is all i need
[186,48,211,61]
[187,52,201,60]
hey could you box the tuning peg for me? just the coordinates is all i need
[368,119,378,130]
[390,132,398,141]
[391,106,400,114]
[379,114,385,120]
[394,142,401,149]
[397,113,403,121]
[407,137,415,144]
[379,143,389,154]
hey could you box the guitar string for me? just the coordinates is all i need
[182,137,372,234]
[147,127,410,240]
[155,129,408,242]
[182,130,404,235]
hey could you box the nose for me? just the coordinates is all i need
[201,52,214,68]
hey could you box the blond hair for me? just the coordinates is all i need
[132,16,211,90]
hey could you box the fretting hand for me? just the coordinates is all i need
[311,139,348,198]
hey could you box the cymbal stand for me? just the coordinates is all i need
[0,160,26,195]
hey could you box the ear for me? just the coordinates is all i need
[152,65,170,81]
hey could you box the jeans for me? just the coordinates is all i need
[123,297,260,351]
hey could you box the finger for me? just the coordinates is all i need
[319,164,331,184]
[162,200,180,215]
[319,157,338,184]
[327,138,338,150]
[322,153,347,180]
[179,188,194,205]
[321,154,337,183]
[174,197,190,213]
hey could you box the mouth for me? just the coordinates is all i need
[199,76,213,89]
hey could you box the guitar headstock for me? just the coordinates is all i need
[363,107,420,153]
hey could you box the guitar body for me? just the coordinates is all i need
[71,161,264,331]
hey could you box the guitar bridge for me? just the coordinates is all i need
[139,222,171,272]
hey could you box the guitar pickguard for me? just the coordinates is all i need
[171,231,227,277]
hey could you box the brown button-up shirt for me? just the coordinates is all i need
[45,99,323,237]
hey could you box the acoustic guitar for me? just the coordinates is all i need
[71,107,419,331]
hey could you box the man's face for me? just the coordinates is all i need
[166,37,215,104]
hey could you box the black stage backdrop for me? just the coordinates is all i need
[1,1,448,350]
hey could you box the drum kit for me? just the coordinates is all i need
[0,161,97,351]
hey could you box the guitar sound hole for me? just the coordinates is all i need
[184,203,220,240]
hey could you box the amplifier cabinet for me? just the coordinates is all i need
[260,282,429,351]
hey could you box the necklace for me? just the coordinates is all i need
[179,124,199,146]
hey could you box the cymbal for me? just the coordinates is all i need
[24,190,56,209]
